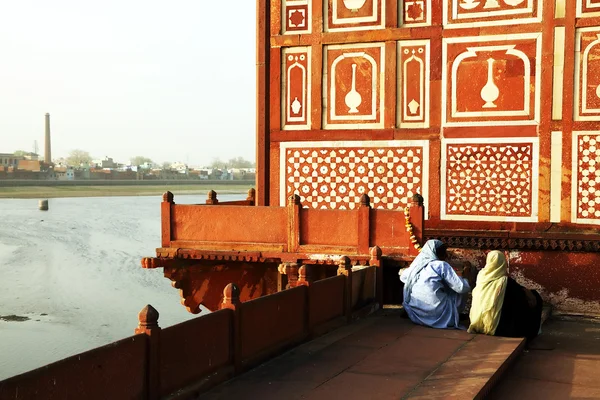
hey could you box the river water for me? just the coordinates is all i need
[0,194,243,380]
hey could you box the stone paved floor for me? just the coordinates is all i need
[198,310,524,400]
[490,317,600,399]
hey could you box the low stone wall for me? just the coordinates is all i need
[0,336,147,400]
[0,267,373,400]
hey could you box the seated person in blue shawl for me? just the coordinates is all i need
[400,239,475,329]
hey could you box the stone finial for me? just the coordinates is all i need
[220,283,241,310]
[369,246,382,266]
[223,283,240,300]
[162,191,174,203]
[338,256,351,267]
[411,193,424,207]
[288,194,301,206]
[138,304,159,328]
[298,265,307,278]
[369,246,382,258]
[207,190,218,204]
[337,256,352,276]
[297,265,311,286]
[247,188,256,202]
[359,194,370,207]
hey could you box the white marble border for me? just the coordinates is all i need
[279,140,430,218]
[552,27,565,121]
[550,131,562,223]
[440,137,539,222]
[555,0,566,18]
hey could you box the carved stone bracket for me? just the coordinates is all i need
[163,267,202,314]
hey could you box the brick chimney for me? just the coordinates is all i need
[44,113,52,164]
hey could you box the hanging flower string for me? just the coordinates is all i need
[404,206,422,253]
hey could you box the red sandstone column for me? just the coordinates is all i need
[161,192,173,248]
[358,195,371,254]
[287,194,301,252]
[337,256,353,322]
[370,246,383,308]
[296,266,311,337]
[135,305,161,400]
[220,283,242,373]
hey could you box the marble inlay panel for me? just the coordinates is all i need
[281,141,429,211]
[324,43,385,129]
[442,138,539,222]
[283,0,311,34]
[572,132,600,225]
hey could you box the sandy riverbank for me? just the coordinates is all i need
[0,184,252,199]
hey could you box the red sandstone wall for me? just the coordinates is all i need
[449,248,600,316]
[257,0,600,314]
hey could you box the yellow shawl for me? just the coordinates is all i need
[468,250,508,335]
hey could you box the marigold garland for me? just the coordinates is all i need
[404,206,422,253]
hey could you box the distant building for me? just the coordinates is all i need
[0,153,22,168]
[92,157,117,170]
[55,166,75,181]
[17,159,43,172]
[170,162,189,175]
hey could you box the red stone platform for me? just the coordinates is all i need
[490,317,600,399]
[198,310,525,400]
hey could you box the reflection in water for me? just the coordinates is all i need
[0,194,243,379]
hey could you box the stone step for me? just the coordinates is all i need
[403,334,525,399]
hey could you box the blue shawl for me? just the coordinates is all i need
[402,239,444,303]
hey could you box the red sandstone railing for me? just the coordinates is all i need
[159,191,424,260]
[204,188,255,206]
[0,267,374,400]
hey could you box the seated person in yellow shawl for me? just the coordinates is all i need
[468,250,543,340]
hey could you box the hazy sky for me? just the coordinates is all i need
[0,1,256,166]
